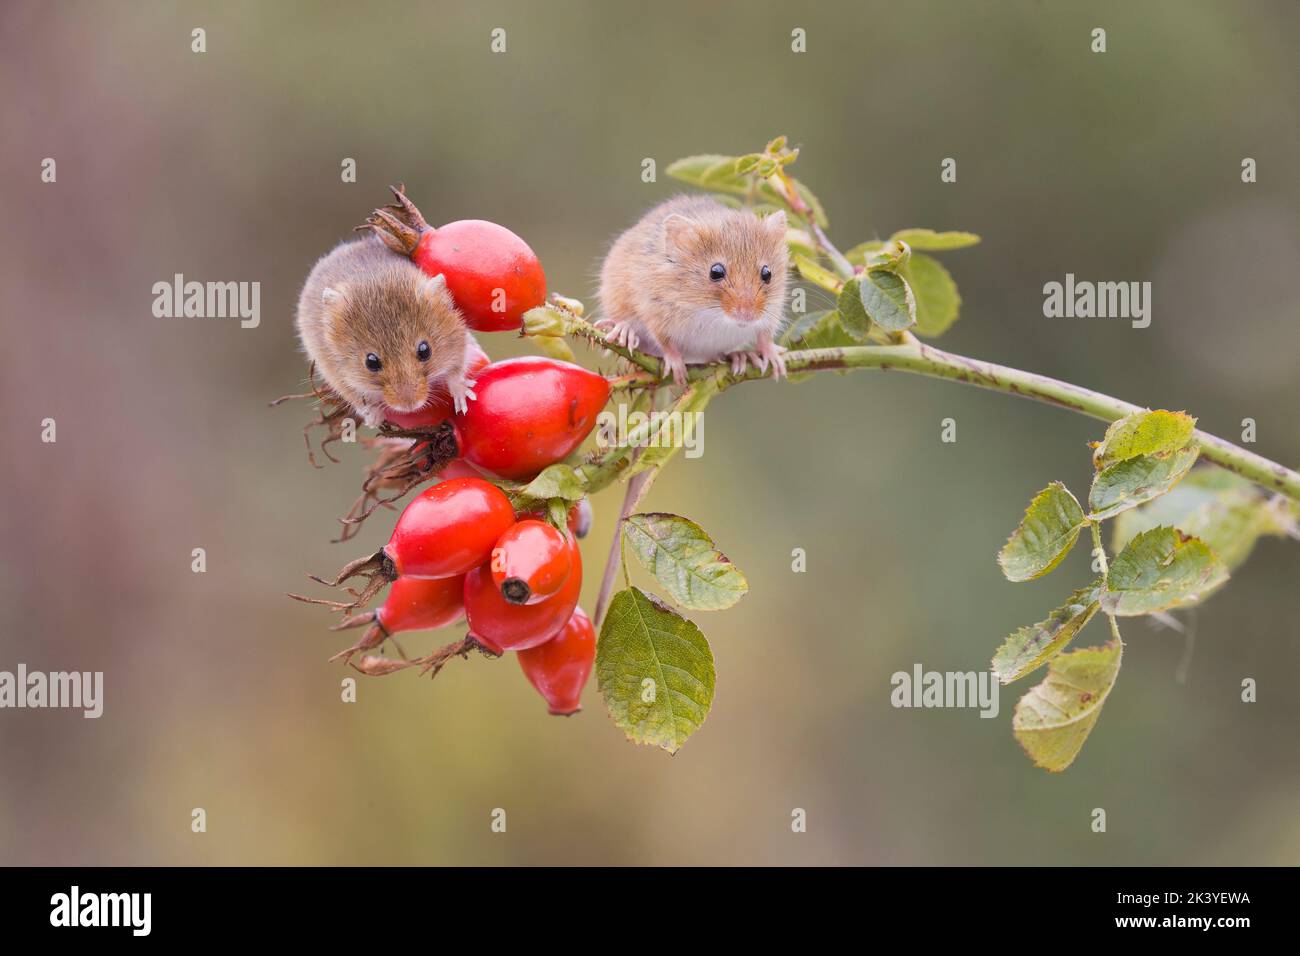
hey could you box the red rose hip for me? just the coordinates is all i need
[463,531,582,651]
[516,607,596,716]
[491,519,572,605]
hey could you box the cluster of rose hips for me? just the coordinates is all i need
[297,189,612,715]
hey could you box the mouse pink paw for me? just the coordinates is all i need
[661,350,688,388]
[757,337,788,380]
[597,319,641,353]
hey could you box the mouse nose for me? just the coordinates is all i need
[384,381,429,412]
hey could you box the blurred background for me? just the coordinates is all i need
[1,0,1297,865]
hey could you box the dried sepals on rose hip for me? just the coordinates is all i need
[314,476,516,607]
[516,606,596,716]
[491,519,573,605]
[328,574,466,664]
[359,184,547,333]
[464,528,583,651]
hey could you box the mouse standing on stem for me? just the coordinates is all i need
[596,196,790,386]
[296,235,477,428]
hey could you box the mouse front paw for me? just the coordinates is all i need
[596,318,641,353]
[447,377,477,415]
[757,337,788,380]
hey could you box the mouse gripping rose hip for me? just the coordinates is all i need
[329,574,465,664]
[315,476,515,607]
[359,184,547,332]
[463,530,583,650]
[491,519,572,605]
[516,606,596,716]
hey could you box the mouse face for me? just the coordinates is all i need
[321,269,466,414]
[663,207,789,327]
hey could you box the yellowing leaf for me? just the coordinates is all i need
[1102,526,1229,616]
[623,513,748,610]
[1088,444,1199,520]
[1092,410,1197,470]
[998,482,1087,582]
[992,584,1101,683]
[1112,465,1293,573]
[887,228,981,251]
[1013,640,1122,772]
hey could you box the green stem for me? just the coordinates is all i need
[699,340,1299,501]
[1090,522,1124,645]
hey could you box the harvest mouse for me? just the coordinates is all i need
[596,195,790,385]
[296,235,477,428]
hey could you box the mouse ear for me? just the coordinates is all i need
[762,209,788,236]
[321,286,346,309]
[419,273,451,302]
[662,214,700,252]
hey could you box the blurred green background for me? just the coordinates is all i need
[1,0,1297,865]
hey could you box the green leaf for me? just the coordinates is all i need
[1088,444,1199,521]
[1013,640,1122,772]
[665,154,828,226]
[1112,465,1293,572]
[1102,526,1229,616]
[1092,410,1197,470]
[859,268,916,332]
[780,310,857,382]
[992,583,1101,683]
[887,228,981,251]
[519,463,585,501]
[623,513,749,610]
[596,587,715,754]
[793,253,842,293]
[900,253,961,338]
[836,277,872,340]
[843,240,884,265]
[998,482,1087,582]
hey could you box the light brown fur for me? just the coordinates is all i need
[296,236,474,426]
[597,196,790,384]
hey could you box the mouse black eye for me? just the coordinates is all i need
[760,265,772,284]
[365,353,382,372]
[709,263,726,282]
[416,341,431,363]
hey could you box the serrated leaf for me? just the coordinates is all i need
[998,482,1087,582]
[1013,639,1122,772]
[992,583,1101,683]
[858,268,916,332]
[1092,410,1197,469]
[793,253,842,292]
[901,253,961,338]
[596,587,715,754]
[623,513,748,610]
[1088,444,1199,520]
[520,463,585,501]
[888,228,982,251]
[1102,526,1229,616]
[1112,465,1292,572]
[665,154,828,226]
